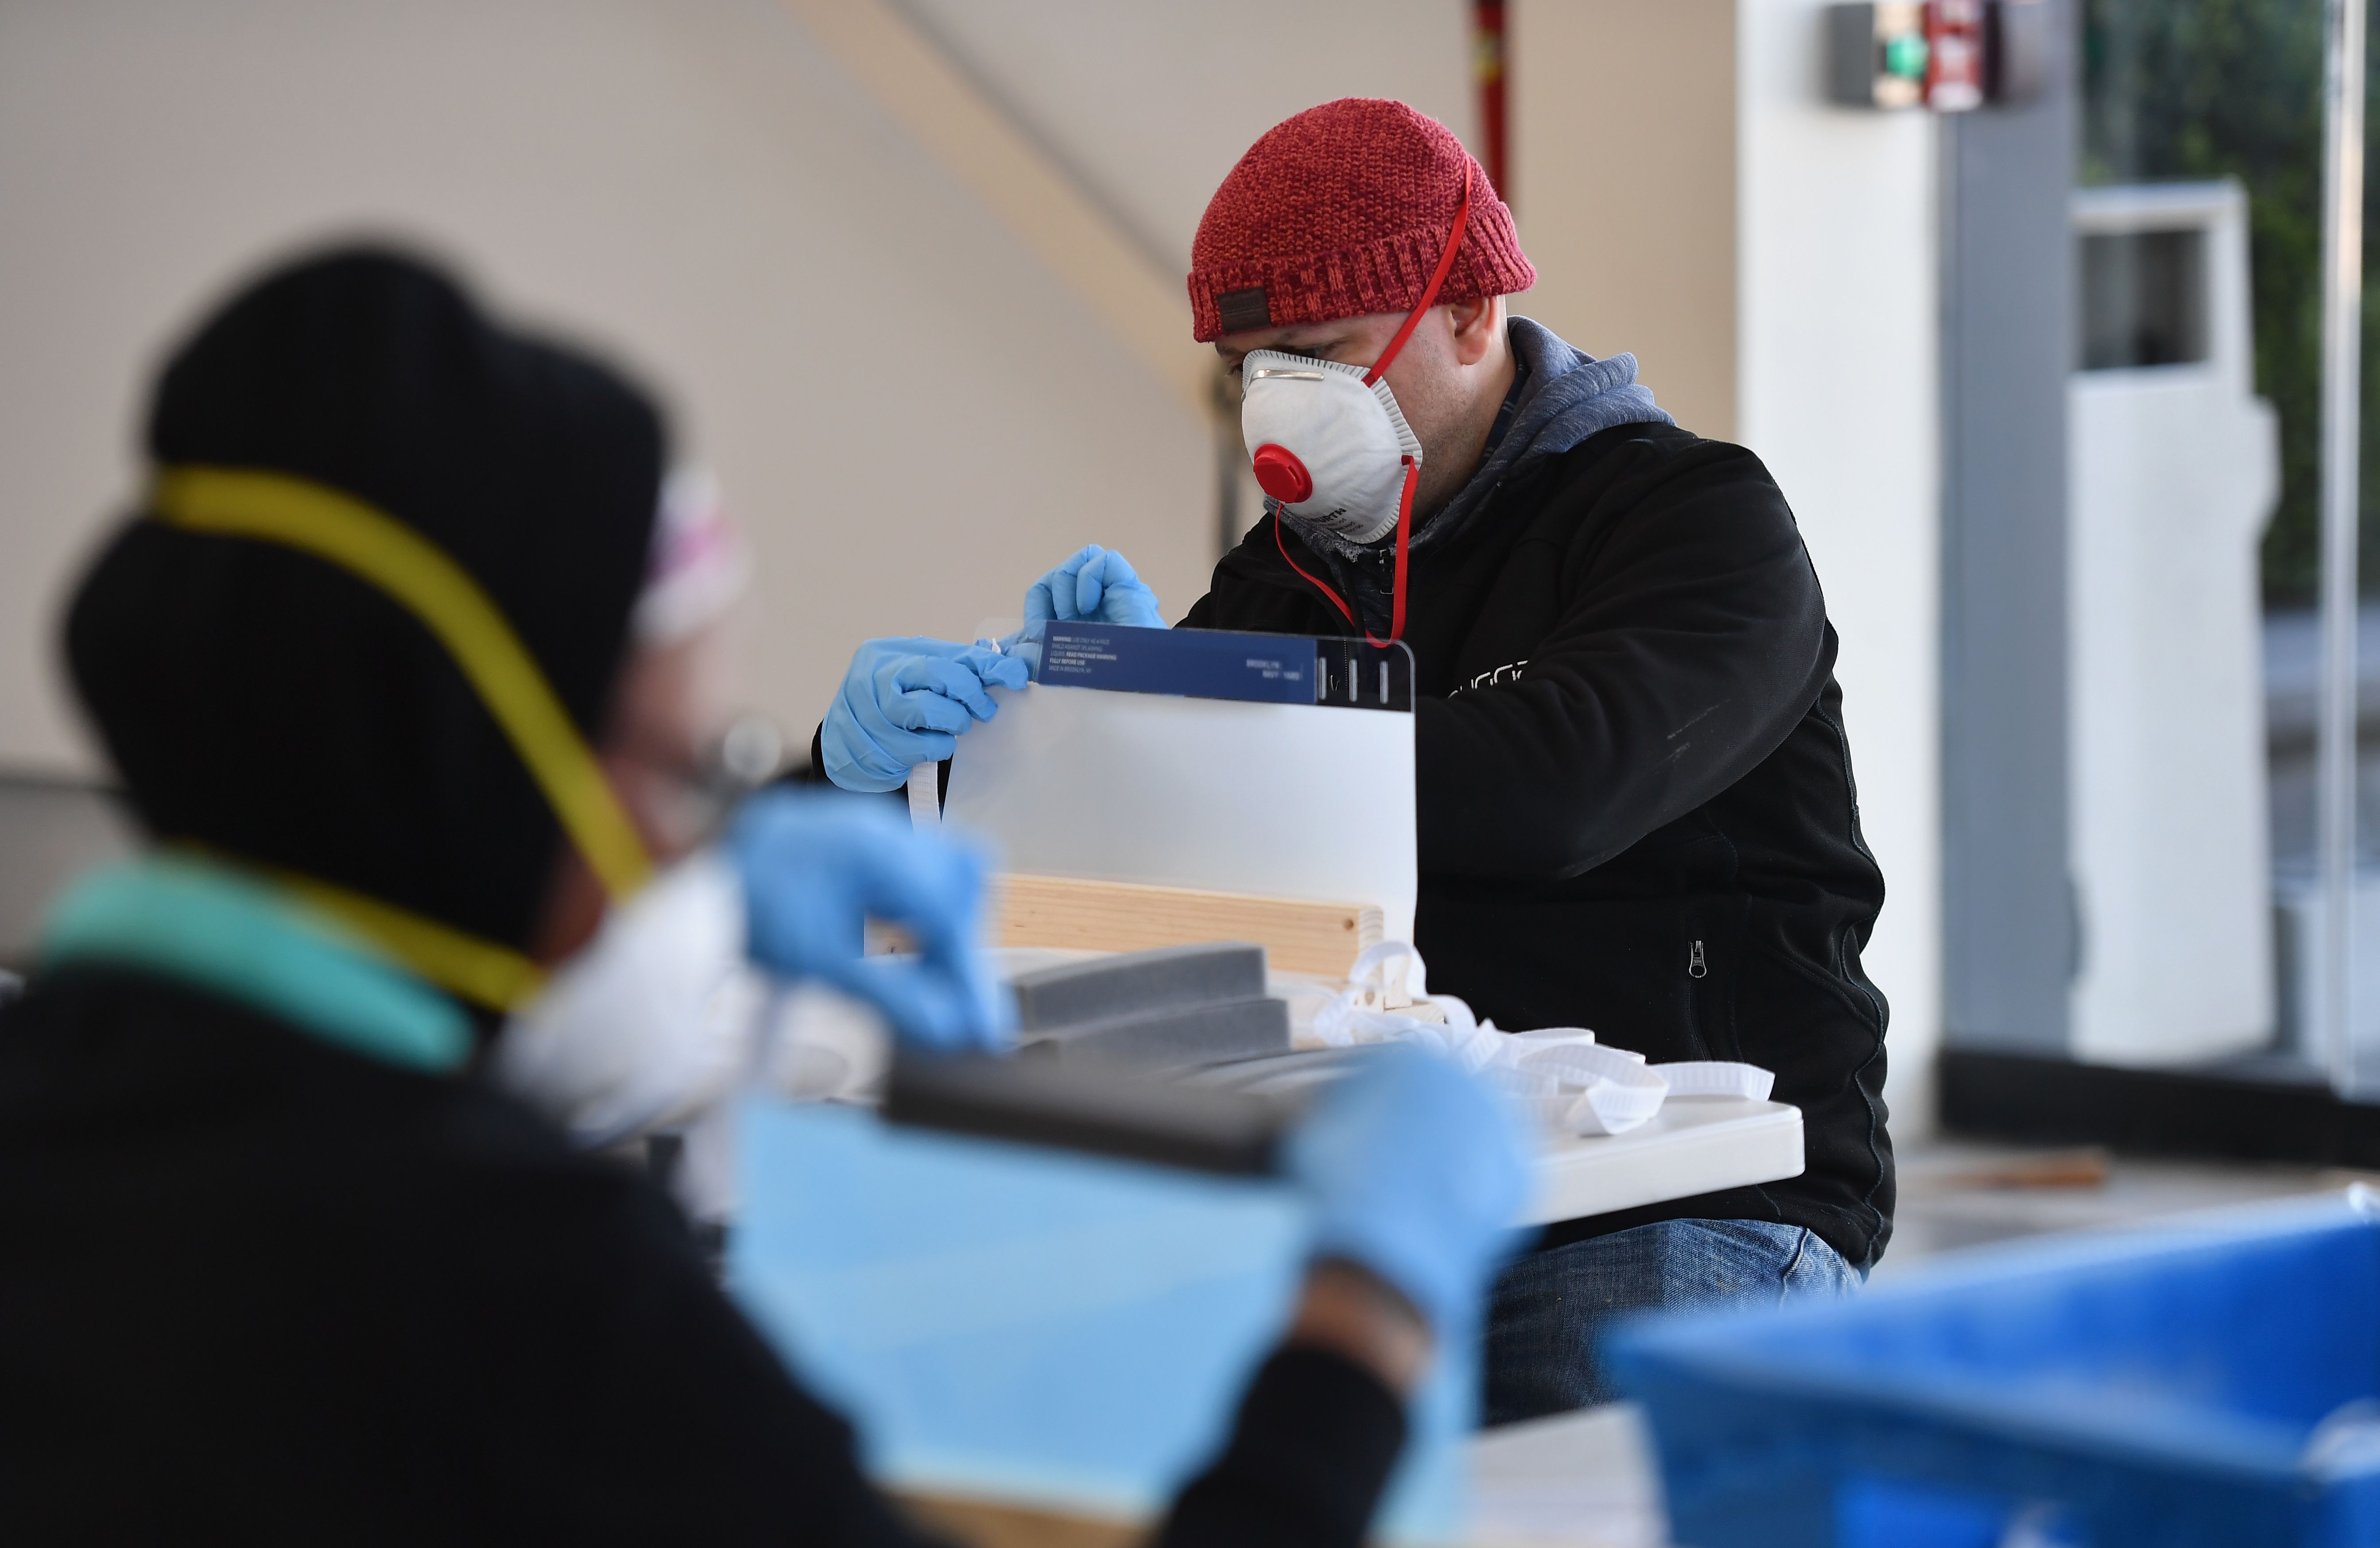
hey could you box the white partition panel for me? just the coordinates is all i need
[943,683,1417,959]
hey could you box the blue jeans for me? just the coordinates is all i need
[1482,1218,1860,1424]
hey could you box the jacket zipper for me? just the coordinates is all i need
[1688,939,1708,979]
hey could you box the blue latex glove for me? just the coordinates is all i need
[727,788,1012,1053]
[1286,1045,1533,1338]
[1023,545,1165,629]
[821,636,1031,793]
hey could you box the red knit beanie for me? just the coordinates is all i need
[1187,98,1535,344]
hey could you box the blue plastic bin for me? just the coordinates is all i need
[1607,1193,2380,1548]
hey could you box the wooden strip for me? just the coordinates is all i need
[893,1491,1139,1548]
[988,873,1381,979]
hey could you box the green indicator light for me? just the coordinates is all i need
[1884,32,1929,80]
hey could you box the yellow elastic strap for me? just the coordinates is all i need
[150,465,655,904]
[274,868,548,1013]
[164,841,547,1015]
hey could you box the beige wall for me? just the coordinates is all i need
[0,0,1470,778]
[1508,0,1739,440]
[898,0,1476,274]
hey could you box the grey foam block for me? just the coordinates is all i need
[1018,995,1291,1072]
[1009,941,1268,1032]
[884,1049,1294,1176]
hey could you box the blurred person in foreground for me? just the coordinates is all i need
[818,98,1891,1420]
[0,250,1529,1545]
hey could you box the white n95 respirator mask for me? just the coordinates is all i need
[1240,353,1424,546]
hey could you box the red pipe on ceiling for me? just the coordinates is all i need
[1474,0,1509,204]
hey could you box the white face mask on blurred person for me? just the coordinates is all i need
[498,852,761,1153]
[497,849,891,1221]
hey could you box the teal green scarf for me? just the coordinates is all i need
[38,854,470,1073]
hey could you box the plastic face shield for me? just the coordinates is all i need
[728,1096,1470,1536]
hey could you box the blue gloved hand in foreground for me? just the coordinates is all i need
[727,788,1012,1053]
[1286,1045,1533,1338]
[821,636,1031,793]
[1023,545,1165,629]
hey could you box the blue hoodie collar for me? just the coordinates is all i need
[1408,315,1672,556]
[1274,317,1673,631]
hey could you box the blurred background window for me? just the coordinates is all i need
[2078,0,2380,1079]
[2081,0,2329,602]
[2079,228,2209,369]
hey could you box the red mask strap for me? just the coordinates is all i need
[1272,455,1418,647]
[1273,159,1465,647]
[1383,457,1415,644]
[1274,518,1359,631]
[1362,160,1474,391]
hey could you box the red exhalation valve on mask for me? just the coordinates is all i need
[1250,443,1314,504]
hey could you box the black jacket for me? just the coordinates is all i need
[0,969,1403,1546]
[1187,422,1893,1269]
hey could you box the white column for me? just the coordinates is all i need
[1737,0,1945,1133]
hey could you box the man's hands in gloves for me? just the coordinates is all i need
[820,636,1029,793]
[1287,1046,1531,1350]
[1024,544,1165,629]
[819,548,1157,794]
[728,789,1012,1053]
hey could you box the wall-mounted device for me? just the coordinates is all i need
[1826,0,2051,111]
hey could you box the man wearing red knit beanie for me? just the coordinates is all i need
[820,98,1891,1422]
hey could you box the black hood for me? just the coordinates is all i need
[65,248,665,951]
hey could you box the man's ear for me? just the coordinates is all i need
[1446,294,1503,367]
